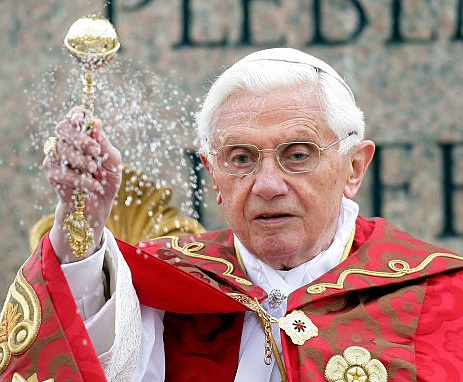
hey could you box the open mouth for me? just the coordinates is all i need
[256,213,293,222]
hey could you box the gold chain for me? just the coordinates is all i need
[256,306,275,365]
[251,298,288,381]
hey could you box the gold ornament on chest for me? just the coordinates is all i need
[324,346,388,382]
[278,310,318,345]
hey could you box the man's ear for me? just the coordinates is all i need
[200,153,223,205]
[344,140,375,199]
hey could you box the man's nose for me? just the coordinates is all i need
[251,153,289,200]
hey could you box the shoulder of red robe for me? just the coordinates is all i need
[0,235,107,382]
[299,216,463,304]
[120,220,463,314]
[118,229,267,314]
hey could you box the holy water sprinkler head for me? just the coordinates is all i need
[64,15,120,69]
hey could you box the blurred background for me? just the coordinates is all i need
[2,0,463,302]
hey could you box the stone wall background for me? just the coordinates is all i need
[2,0,463,303]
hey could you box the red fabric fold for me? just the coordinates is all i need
[40,235,107,382]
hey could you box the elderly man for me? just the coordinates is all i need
[3,48,463,382]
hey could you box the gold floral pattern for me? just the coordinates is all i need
[0,303,21,343]
[325,346,387,382]
[12,372,54,382]
[0,266,41,373]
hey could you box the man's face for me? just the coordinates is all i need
[203,86,364,269]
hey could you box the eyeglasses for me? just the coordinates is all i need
[209,131,357,176]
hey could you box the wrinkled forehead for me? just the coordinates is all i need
[210,86,331,145]
[214,86,321,122]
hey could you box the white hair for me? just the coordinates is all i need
[196,48,365,155]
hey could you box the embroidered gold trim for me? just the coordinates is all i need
[165,236,252,285]
[307,252,463,294]
[0,266,41,374]
[12,372,54,382]
[228,293,274,318]
[325,346,388,382]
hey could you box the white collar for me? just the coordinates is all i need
[234,197,359,299]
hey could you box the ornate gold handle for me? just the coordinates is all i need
[63,15,120,257]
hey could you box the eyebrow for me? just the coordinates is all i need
[218,136,322,149]
[219,124,321,143]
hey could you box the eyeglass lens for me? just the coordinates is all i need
[217,142,321,175]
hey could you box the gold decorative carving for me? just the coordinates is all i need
[325,346,388,382]
[307,252,463,295]
[29,166,205,252]
[0,267,41,373]
[63,189,94,258]
[168,236,252,286]
[12,372,54,382]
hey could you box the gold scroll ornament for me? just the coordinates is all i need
[12,373,54,382]
[0,267,41,374]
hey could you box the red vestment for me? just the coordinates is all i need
[2,216,463,381]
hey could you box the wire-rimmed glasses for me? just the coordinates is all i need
[209,131,357,176]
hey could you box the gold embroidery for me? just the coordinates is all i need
[325,346,388,382]
[227,293,263,312]
[307,252,463,294]
[0,304,21,343]
[166,236,252,286]
[0,266,41,374]
[12,372,54,382]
